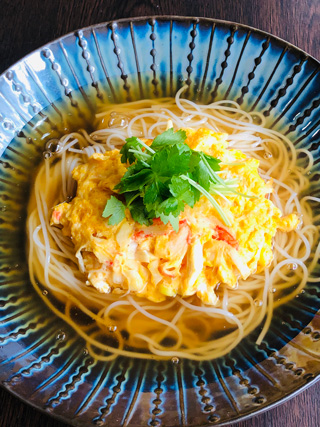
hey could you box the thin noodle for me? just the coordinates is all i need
[27,87,320,360]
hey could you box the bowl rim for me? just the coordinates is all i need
[1,15,319,81]
[2,371,320,427]
[0,14,319,427]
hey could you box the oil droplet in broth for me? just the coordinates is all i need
[56,331,66,341]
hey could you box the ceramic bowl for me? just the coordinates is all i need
[0,16,319,426]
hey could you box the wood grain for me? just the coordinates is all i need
[0,0,319,426]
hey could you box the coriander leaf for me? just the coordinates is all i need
[143,181,168,205]
[199,152,221,185]
[158,197,179,215]
[150,149,168,175]
[102,196,126,225]
[181,192,194,207]
[128,150,151,166]
[119,160,148,182]
[202,153,221,171]
[191,186,201,203]
[115,169,153,193]
[128,198,153,225]
[189,150,221,190]
[120,137,154,164]
[151,128,187,148]
[169,176,191,196]
[120,137,144,164]
[189,150,201,170]
[151,144,191,177]
[143,181,159,205]
[159,213,179,232]
[181,174,232,226]
[124,191,140,206]
[191,157,210,191]
[107,128,237,230]
[169,176,195,207]
[143,180,162,205]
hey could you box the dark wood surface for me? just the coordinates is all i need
[0,0,319,426]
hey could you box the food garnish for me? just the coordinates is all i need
[102,128,249,230]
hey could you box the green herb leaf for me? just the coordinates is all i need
[192,157,210,191]
[102,195,126,225]
[169,176,195,207]
[143,182,159,205]
[158,196,179,215]
[151,144,192,177]
[128,198,152,226]
[181,174,232,226]
[115,169,153,193]
[159,212,180,232]
[119,136,155,164]
[151,128,187,148]
[124,191,140,207]
[103,128,246,230]
[143,181,168,206]
[202,153,221,171]
[119,137,143,164]
[118,160,148,181]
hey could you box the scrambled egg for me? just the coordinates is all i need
[51,129,299,305]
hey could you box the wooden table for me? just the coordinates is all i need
[0,0,319,426]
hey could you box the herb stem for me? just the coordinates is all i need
[137,139,156,154]
[199,153,219,180]
[126,192,141,207]
[200,153,228,186]
[201,153,256,199]
[128,148,151,159]
[181,174,232,226]
[210,188,232,204]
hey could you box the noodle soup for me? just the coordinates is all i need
[27,87,320,361]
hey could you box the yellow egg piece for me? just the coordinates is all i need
[51,128,298,305]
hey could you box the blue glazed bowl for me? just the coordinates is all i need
[0,17,319,426]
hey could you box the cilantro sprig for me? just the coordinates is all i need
[102,195,126,225]
[102,128,237,231]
